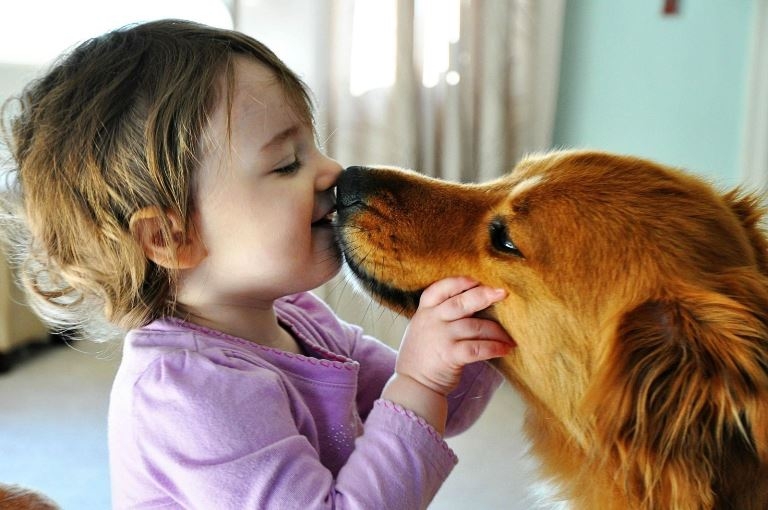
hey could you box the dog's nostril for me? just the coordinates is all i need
[337,166,371,208]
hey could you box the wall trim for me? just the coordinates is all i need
[742,0,768,190]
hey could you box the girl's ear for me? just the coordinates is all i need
[129,206,207,269]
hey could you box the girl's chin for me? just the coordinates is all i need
[311,242,343,282]
[323,247,344,277]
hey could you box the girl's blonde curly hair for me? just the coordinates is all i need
[0,19,313,342]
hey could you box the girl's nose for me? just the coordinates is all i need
[316,154,343,191]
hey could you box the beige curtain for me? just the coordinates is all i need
[312,0,566,346]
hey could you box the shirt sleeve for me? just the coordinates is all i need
[127,350,457,510]
[281,293,397,420]
[346,332,505,437]
[345,327,397,418]
[444,360,505,437]
[290,292,505,438]
[290,292,504,433]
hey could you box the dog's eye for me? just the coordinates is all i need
[489,220,524,258]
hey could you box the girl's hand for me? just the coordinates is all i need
[381,276,514,434]
[398,276,514,395]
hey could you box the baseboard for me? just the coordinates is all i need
[0,334,59,374]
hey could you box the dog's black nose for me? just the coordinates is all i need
[336,166,371,209]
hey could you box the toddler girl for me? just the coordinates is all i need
[1,19,512,509]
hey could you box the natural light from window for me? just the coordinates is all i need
[419,0,461,88]
[349,0,461,97]
[349,0,397,97]
[0,0,233,65]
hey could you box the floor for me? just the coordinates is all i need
[0,342,541,509]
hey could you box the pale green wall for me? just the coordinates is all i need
[553,0,756,187]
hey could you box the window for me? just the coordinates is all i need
[348,0,461,97]
[0,0,233,65]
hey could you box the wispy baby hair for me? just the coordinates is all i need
[0,19,313,342]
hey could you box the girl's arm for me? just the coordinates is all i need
[298,287,508,437]
[293,290,507,434]
[380,276,512,435]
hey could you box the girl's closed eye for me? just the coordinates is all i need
[274,157,302,175]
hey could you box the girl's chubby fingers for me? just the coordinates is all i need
[452,317,515,346]
[439,285,508,322]
[418,276,508,320]
[418,276,481,309]
[452,338,514,365]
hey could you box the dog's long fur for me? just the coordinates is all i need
[0,483,59,510]
[335,150,768,509]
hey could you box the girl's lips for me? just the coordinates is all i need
[312,206,337,227]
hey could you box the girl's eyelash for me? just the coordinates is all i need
[274,158,302,175]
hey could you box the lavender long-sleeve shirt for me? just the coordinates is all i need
[108,292,503,509]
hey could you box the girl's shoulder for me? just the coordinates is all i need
[121,318,277,377]
[117,319,302,405]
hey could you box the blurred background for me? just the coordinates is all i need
[0,0,765,508]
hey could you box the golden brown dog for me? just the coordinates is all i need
[335,150,768,509]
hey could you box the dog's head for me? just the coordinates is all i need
[335,150,768,505]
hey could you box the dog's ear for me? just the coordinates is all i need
[587,273,768,506]
[723,189,768,275]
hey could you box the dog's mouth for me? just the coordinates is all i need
[341,250,423,314]
[312,206,337,228]
[333,184,423,313]
[342,252,503,324]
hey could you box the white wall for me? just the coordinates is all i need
[553,0,756,188]
[0,64,45,183]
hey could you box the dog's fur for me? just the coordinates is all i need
[335,150,768,509]
[0,483,59,510]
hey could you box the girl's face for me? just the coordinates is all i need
[185,56,342,305]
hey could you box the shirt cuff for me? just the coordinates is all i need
[369,399,459,468]
[444,361,505,436]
